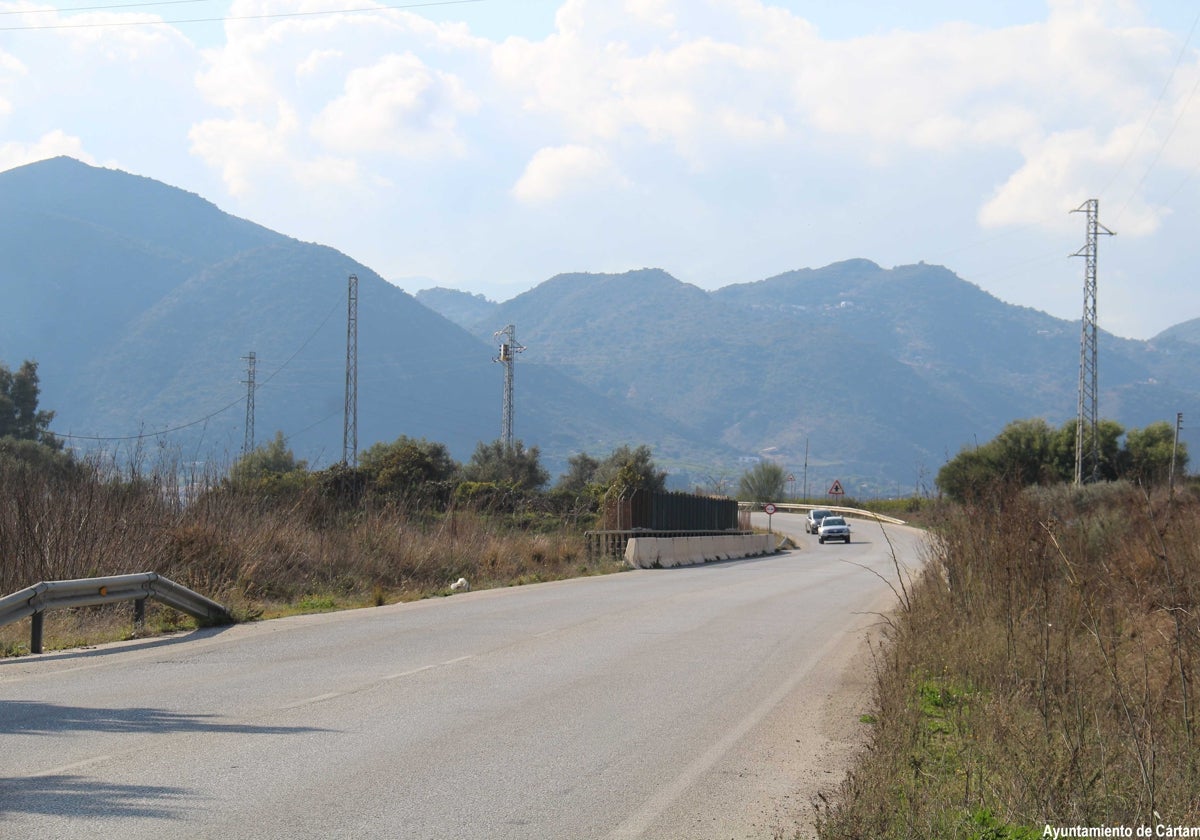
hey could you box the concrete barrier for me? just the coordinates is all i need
[624,534,775,568]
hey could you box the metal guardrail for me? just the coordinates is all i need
[0,572,233,654]
[739,501,908,526]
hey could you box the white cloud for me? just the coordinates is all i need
[0,130,91,171]
[310,52,479,156]
[58,13,188,59]
[0,7,202,182]
[979,122,1171,236]
[296,49,343,78]
[511,144,628,203]
[190,5,491,197]
[0,50,28,119]
[189,104,300,196]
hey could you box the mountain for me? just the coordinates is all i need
[1154,318,1200,345]
[473,262,1200,492]
[415,287,499,330]
[0,157,713,476]
[4,157,1197,493]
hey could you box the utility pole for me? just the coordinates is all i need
[242,351,256,456]
[802,437,809,501]
[343,274,358,467]
[493,324,524,451]
[1170,412,1183,492]
[1071,199,1114,485]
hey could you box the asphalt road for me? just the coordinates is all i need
[0,512,925,839]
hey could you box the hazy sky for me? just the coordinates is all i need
[2,0,1198,339]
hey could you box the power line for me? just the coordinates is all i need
[1101,8,1200,208]
[57,394,245,442]
[1111,66,1200,227]
[0,0,208,16]
[55,288,344,443]
[0,0,483,31]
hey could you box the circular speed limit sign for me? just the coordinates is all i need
[763,503,777,515]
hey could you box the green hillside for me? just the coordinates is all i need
[0,158,714,477]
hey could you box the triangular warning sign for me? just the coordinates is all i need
[828,479,844,495]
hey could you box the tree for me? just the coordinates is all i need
[935,447,998,502]
[738,460,786,502]
[461,440,549,491]
[1125,421,1187,486]
[1083,418,1126,482]
[0,436,79,479]
[593,445,667,493]
[555,444,668,497]
[1048,421,1079,481]
[229,431,307,484]
[937,418,1077,501]
[360,436,458,497]
[555,451,601,494]
[990,419,1059,485]
[0,360,60,449]
[935,416,1179,501]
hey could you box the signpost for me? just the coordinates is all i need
[763,502,776,533]
[827,480,845,499]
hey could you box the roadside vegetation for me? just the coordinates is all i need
[815,417,1198,839]
[0,437,681,654]
[0,359,684,654]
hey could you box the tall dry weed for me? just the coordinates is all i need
[819,481,1200,839]
[2,459,603,652]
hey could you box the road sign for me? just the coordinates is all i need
[763,503,777,515]
[827,480,844,496]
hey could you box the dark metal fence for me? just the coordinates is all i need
[602,489,740,531]
[588,489,745,558]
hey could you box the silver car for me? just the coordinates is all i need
[805,508,833,534]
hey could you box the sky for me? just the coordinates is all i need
[1,0,1199,339]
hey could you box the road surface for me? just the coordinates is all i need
[0,512,924,839]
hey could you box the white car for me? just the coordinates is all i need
[817,516,851,544]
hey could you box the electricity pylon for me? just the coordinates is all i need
[242,351,256,456]
[493,324,524,451]
[1071,199,1114,485]
[343,274,358,467]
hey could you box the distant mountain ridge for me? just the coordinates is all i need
[440,262,1200,491]
[0,157,709,478]
[1154,318,1200,345]
[414,287,498,330]
[3,156,1198,491]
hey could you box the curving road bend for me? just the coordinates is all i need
[0,512,925,839]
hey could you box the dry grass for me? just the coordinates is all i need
[815,481,1200,839]
[0,458,620,655]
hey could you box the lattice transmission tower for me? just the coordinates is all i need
[1071,199,1114,485]
[242,351,256,456]
[343,274,358,467]
[493,324,525,451]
